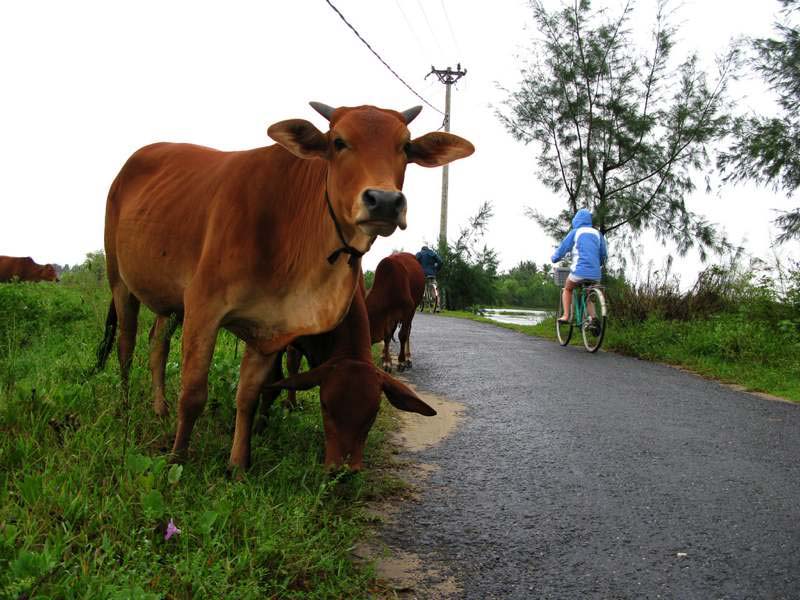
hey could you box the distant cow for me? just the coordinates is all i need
[366,252,425,372]
[96,101,473,471]
[0,256,58,283]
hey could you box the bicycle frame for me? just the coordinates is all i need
[572,284,606,325]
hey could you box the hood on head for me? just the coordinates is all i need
[572,208,593,228]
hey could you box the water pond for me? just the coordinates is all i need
[479,308,551,326]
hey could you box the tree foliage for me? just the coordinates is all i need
[493,261,561,308]
[718,0,800,243]
[438,202,498,310]
[499,0,737,259]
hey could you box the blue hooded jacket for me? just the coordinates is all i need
[416,246,442,277]
[551,209,607,280]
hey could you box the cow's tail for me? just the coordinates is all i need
[93,300,117,374]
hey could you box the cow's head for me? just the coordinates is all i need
[41,264,58,282]
[267,103,474,251]
[265,358,435,470]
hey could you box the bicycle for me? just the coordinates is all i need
[420,276,439,313]
[552,266,608,352]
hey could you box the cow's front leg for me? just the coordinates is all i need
[229,346,277,473]
[171,309,220,462]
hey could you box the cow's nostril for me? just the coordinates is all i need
[363,192,377,208]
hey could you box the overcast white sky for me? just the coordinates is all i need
[0,0,796,283]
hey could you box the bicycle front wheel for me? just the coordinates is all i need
[555,292,573,346]
[581,287,607,353]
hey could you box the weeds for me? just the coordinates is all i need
[0,279,397,598]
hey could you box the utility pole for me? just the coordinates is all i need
[427,63,467,251]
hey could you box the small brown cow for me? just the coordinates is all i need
[0,256,58,283]
[96,101,473,471]
[366,252,425,372]
[260,278,435,469]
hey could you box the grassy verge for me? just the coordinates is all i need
[0,281,399,598]
[443,309,800,403]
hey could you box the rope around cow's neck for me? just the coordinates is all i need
[325,189,364,267]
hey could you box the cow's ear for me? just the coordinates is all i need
[406,132,474,168]
[380,372,437,416]
[268,119,328,159]
[263,364,331,391]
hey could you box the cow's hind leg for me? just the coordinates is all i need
[113,285,141,392]
[283,345,303,410]
[398,317,413,371]
[382,329,393,373]
[229,346,277,472]
[254,349,284,435]
[149,314,179,417]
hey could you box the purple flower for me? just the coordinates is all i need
[164,518,181,541]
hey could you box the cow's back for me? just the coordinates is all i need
[106,142,295,315]
[0,256,35,282]
[391,252,425,305]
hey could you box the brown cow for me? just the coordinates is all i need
[259,278,435,469]
[0,256,58,283]
[96,102,473,471]
[366,252,425,372]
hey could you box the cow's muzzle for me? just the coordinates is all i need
[359,189,407,235]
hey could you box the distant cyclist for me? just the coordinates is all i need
[551,208,607,324]
[416,245,443,310]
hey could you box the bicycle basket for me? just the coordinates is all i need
[553,266,571,287]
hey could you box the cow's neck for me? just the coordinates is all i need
[268,156,373,337]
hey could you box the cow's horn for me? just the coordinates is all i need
[402,106,423,124]
[309,101,336,121]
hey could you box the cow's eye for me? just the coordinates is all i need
[334,138,347,152]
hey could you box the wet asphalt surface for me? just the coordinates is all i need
[382,313,800,599]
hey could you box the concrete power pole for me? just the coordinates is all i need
[427,64,467,251]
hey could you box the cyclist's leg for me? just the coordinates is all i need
[432,279,440,309]
[585,282,599,319]
[561,277,578,321]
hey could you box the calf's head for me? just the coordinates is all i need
[267,102,474,248]
[265,358,435,470]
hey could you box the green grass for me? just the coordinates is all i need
[443,309,800,402]
[0,281,400,599]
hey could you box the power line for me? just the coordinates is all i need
[415,0,445,55]
[393,0,429,63]
[323,0,444,115]
[439,0,462,59]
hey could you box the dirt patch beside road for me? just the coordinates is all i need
[356,384,464,599]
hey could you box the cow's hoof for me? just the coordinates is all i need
[398,363,406,373]
[405,360,412,370]
[382,363,392,373]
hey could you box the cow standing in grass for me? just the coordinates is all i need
[96,102,473,471]
[0,256,58,283]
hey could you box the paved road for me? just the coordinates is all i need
[383,313,800,599]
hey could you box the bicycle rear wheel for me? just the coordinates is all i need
[581,287,607,352]
[555,293,573,346]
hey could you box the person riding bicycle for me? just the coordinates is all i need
[551,208,607,324]
[416,245,443,309]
